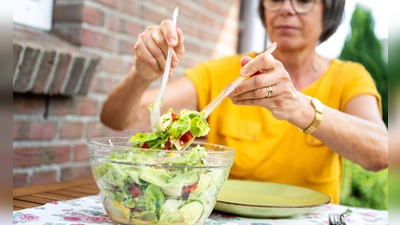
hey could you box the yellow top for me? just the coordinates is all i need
[184,53,381,204]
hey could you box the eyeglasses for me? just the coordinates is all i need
[263,0,317,14]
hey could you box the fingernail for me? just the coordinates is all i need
[172,61,179,68]
[169,37,177,45]
[240,68,247,76]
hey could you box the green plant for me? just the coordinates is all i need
[339,4,388,126]
[338,4,388,210]
[340,159,388,210]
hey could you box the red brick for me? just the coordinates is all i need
[139,4,171,23]
[30,121,57,140]
[32,51,56,94]
[14,120,57,140]
[53,4,83,22]
[83,4,105,26]
[14,46,40,93]
[85,121,124,138]
[14,145,71,168]
[13,94,46,114]
[13,43,22,75]
[73,144,89,162]
[120,0,138,16]
[13,173,28,188]
[93,0,118,9]
[175,2,194,18]
[107,14,121,32]
[48,96,99,116]
[121,19,143,36]
[124,61,134,74]
[178,20,198,37]
[119,39,135,55]
[78,59,99,95]
[61,165,93,181]
[51,24,82,45]
[60,121,84,139]
[82,28,102,47]
[100,34,118,52]
[151,0,179,8]
[203,0,224,14]
[13,123,17,140]
[31,171,58,185]
[104,57,124,74]
[62,56,86,96]
[49,53,72,95]
[89,76,115,94]
[185,41,202,54]
[195,13,215,28]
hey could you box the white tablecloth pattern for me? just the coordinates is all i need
[13,195,388,225]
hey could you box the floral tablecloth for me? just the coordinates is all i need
[13,195,387,225]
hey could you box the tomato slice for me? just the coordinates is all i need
[171,112,178,121]
[141,143,149,149]
[129,183,141,197]
[179,131,193,145]
[183,183,198,193]
[164,139,171,150]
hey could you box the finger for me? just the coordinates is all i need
[240,56,252,67]
[143,35,166,72]
[151,29,169,58]
[240,52,276,77]
[160,19,178,47]
[230,84,281,101]
[231,97,268,107]
[231,72,279,97]
[171,28,185,68]
[135,35,163,74]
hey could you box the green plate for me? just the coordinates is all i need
[214,180,331,218]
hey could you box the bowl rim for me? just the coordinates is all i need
[86,137,235,153]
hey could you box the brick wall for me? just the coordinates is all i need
[13,0,240,187]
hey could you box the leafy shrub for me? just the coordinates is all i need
[340,159,388,210]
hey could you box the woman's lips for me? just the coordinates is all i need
[275,26,298,32]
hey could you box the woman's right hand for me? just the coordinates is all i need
[133,19,185,81]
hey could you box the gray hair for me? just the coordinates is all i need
[258,0,346,43]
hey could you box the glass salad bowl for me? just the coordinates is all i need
[87,137,235,225]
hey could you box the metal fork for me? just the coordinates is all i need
[329,209,352,225]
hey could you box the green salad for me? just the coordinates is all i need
[131,108,210,150]
[93,109,227,224]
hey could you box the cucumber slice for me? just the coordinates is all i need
[178,201,204,224]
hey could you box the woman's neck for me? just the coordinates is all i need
[272,48,329,90]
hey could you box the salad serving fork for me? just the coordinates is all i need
[179,42,277,150]
[150,6,179,132]
[200,42,277,119]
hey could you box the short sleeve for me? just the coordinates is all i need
[339,61,382,114]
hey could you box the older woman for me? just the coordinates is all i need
[100,0,387,203]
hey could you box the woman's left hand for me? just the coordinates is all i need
[229,52,306,124]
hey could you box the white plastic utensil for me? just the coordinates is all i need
[150,6,179,132]
[200,42,277,119]
[180,42,277,150]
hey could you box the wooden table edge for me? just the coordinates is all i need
[13,177,96,197]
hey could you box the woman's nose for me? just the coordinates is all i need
[280,0,296,14]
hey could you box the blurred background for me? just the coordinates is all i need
[12,0,388,210]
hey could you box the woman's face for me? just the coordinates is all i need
[264,0,324,51]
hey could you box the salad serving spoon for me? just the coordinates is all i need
[180,42,277,149]
[201,42,277,119]
[150,6,180,132]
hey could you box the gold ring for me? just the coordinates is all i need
[265,86,273,98]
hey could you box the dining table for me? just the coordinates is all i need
[13,177,388,225]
